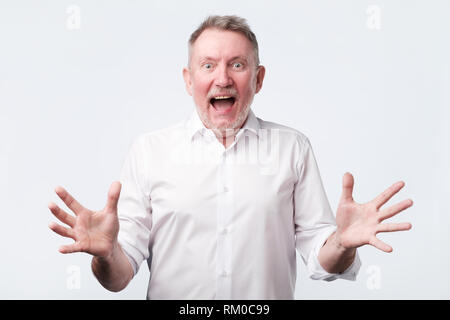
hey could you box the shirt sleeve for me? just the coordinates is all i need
[117,135,152,276]
[294,136,361,281]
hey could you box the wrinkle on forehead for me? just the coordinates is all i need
[188,29,256,67]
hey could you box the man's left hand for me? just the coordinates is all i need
[334,172,413,253]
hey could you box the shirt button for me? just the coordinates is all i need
[219,227,229,235]
[219,270,229,277]
[223,186,229,193]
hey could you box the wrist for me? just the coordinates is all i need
[332,230,353,253]
[95,240,119,263]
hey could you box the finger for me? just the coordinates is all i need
[369,236,393,253]
[105,181,122,214]
[340,172,354,203]
[371,181,405,210]
[379,199,413,221]
[59,242,83,254]
[48,202,76,227]
[49,222,75,240]
[54,186,86,215]
[377,222,412,233]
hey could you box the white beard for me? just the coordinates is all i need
[197,98,253,138]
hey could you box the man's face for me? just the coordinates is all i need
[183,28,265,134]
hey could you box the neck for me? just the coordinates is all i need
[211,128,238,148]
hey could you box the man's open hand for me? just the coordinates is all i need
[335,173,413,253]
[48,181,122,258]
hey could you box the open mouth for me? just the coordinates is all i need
[210,96,236,115]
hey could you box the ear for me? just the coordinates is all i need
[182,67,193,96]
[255,65,266,94]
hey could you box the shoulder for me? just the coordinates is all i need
[132,120,187,149]
[256,116,311,148]
[124,120,188,173]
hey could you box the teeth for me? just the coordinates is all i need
[214,96,232,100]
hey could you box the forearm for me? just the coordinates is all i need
[318,231,356,274]
[91,242,134,292]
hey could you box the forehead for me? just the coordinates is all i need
[191,28,253,61]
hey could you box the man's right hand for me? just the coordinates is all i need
[48,181,122,259]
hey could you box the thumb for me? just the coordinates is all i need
[340,172,354,203]
[105,181,122,213]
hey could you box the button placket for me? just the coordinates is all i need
[215,151,233,299]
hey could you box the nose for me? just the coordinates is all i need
[214,64,233,87]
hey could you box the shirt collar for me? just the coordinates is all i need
[240,109,260,136]
[186,108,260,141]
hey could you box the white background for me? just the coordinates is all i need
[0,0,449,299]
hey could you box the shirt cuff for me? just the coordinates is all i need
[117,237,142,276]
[307,227,362,281]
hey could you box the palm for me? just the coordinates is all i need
[71,208,119,257]
[49,182,121,258]
[335,173,413,252]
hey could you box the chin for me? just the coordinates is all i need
[209,121,235,131]
[198,103,250,131]
[207,113,238,129]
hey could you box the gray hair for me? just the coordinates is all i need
[188,15,260,67]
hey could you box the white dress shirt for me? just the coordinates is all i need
[117,109,361,300]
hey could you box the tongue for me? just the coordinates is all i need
[212,99,234,109]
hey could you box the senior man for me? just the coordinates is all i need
[48,15,413,299]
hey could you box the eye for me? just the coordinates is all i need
[233,62,243,69]
[203,63,213,70]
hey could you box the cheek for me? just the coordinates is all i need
[236,75,256,100]
[192,76,212,101]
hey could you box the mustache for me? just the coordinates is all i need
[206,87,239,100]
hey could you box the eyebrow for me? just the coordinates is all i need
[199,56,249,63]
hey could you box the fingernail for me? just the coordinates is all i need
[55,186,64,193]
